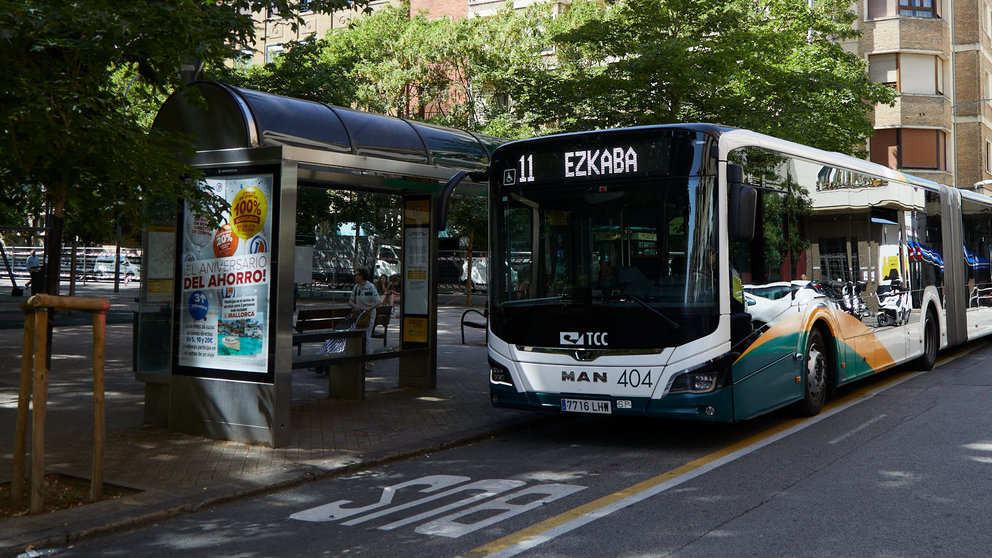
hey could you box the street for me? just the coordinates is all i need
[58,341,992,557]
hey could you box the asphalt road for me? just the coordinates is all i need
[59,341,992,557]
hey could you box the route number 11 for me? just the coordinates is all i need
[519,155,534,183]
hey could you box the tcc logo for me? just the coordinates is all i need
[559,331,609,347]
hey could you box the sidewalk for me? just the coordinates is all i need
[0,281,537,557]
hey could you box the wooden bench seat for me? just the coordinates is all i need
[294,307,352,332]
[370,305,393,347]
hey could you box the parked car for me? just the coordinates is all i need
[92,253,141,280]
[373,245,401,278]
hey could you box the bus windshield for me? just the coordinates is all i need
[492,175,719,349]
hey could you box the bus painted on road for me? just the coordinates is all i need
[473,124,992,421]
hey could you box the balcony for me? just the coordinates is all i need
[863,16,949,53]
[874,94,951,129]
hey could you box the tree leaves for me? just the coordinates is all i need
[0,0,367,245]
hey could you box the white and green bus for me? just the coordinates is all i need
[452,124,992,421]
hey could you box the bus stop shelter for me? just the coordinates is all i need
[135,81,495,447]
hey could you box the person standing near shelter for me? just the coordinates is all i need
[26,250,42,295]
[348,268,380,354]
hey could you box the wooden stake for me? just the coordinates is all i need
[90,311,106,501]
[11,311,34,506]
[30,309,49,515]
[10,295,111,513]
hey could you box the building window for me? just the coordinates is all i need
[987,140,992,173]
[985,2,992,36]
[235,49,254,69]
[868,0,896,18]
[901,54,941,94]
[266,44,284,64]
[871,129,947,171]
[899,0,940,18]
[868,53,945,95]
[935,56,944,95]
[869,54,898,87]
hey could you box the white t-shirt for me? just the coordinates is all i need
[350,281,380,313]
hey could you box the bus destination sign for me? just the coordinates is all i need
[505,146,639,186]
[494,130,709,188]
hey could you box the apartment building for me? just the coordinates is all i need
[846,0,992,192]
[246,0,394,66]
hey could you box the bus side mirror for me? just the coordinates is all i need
[728,163,756,242]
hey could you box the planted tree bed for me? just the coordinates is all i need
[0,474,138,518]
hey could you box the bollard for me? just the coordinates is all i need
[10,294,110,513]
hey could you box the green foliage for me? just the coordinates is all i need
[217,0,890,155]
[446,196,488,250]
[0,0,365,251]
[525,0,895,154]
[214,1,553,136]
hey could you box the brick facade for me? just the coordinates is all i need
[410,0,468,20]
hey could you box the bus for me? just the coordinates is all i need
[450,124,992,421]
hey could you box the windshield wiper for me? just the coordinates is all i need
[501,294,593,307]
[619,295,680,330]
[500,295,567,307]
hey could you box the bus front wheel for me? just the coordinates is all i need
[800,329,829,416]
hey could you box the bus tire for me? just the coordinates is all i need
[800,328,829,416]
[916,309,938,371]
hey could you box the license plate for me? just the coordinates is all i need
[560,398,611,414]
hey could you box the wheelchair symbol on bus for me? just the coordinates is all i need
[503,168,516,185]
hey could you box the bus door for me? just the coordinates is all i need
[727,153,809,419]
[859,206,911,366]
[961,197,992,338]
[813,207,877,382]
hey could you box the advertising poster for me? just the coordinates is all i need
[178,175,273,375]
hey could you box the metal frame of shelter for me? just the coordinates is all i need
[136,81,495,447]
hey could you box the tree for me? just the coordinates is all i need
[0,0,366,298]
[519,0,895,154]
[214,1,555,139]
[446,196,487,306]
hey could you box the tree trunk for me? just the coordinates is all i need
[42,185,67,368]
[43,191,65,297]
[69,237,78,297]
[353,224,360,276]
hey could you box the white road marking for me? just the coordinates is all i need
[828,414,887,445]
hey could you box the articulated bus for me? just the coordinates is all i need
[475,124,992,421]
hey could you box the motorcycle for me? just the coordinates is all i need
[876,279,911,327]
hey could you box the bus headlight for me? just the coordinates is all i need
[668,372,716,394]
[667,353,735,394]
[690,374,715,392]
[489,358,514,387]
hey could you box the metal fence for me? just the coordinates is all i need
[1,245,142,282]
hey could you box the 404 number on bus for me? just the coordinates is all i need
[560,369,654,388]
